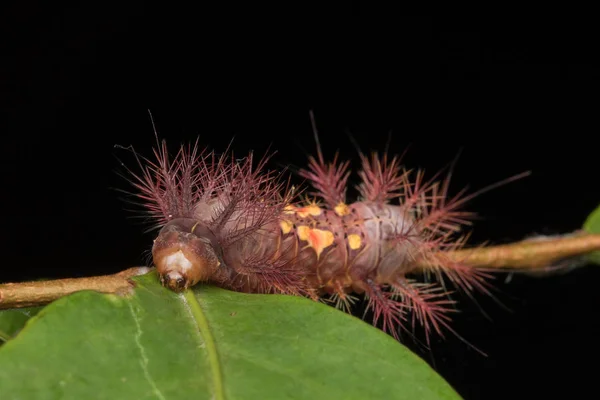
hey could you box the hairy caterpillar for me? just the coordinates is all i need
[120,120,527,346]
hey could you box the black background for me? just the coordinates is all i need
[2,6,599,400]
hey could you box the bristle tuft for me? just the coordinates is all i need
[299,152,351,209]
[391,280,456,344]
[364,280,407,341]
[357,152,408,203]
[120,139,293,239]
[236,253,308,297]
[118,140,208,228]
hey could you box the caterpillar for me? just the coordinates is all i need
[120,119,527,347]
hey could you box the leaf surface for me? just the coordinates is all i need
[0,307,41,343]
[0,272,460,400]
[583,204,600,264]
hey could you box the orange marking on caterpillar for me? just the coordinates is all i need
[283,205,296,215]
[334,202,350,217]
[286,204,322,218]
[347,234,362,250]
[297,225,335,258]
[279,219,293,234]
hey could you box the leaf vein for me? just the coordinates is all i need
[181,289,226,400]
[127,302,167,400]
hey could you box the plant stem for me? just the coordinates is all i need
[1,233,599,310]
[443,231,600,269]
[0,267,151,310]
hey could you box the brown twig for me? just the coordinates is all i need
[442,231,600,269]
[1,233,599,310]
[0,267,151,310]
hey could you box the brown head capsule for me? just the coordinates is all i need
[152,218,224,291]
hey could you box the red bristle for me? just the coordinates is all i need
[118,139,206,228]
[298,110,351,208]
[364,281,407,341]
[391,280,456,344]
[299,152,351,209]
[235,256,306,297]
[357,152,408,203]
[430,252,496,296]
[209,151,293,247]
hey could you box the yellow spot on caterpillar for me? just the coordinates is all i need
[347,234,362,250]
[280,219,293,234]
[297,226,334,258]
[283,205,296,214]
[284,204,322,218]
[334,202,350,216]
[296,225,310,241]
[298,204,322,218]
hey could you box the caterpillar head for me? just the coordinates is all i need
[152,218,223,292]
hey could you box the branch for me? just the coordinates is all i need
[1,233,599,310]
[441,231,600,269]
[0,267,151,310]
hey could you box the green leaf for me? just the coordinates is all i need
[0,307,41,343]
[583,204,600,265]
[0,272,460,400]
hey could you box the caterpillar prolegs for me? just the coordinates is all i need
[122,130,524,345]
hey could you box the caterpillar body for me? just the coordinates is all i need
[123,132,508,344]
